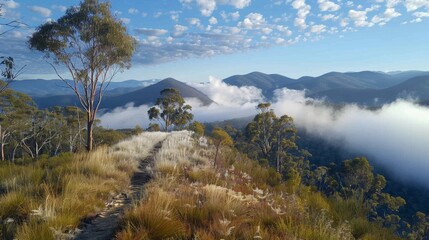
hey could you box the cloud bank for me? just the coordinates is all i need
[99,77,429,187]
[271,89,429,185]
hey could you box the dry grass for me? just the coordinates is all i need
[0,132,167,239]
[117,131,358,240]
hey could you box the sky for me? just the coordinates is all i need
[0,0,428,82]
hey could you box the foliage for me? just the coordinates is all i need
[148,88,193,131]
[28,0,136,151]
[188,121,205,137]
[146,123,161,132]
[245,102,298,173]
[211,127,233,167]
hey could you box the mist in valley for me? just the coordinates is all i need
[100,76,429,187]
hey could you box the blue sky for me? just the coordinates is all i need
[0,0,428,82]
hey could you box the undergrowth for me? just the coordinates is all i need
[117,131,399,240]
[0,132,167,239]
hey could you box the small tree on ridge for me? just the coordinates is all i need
[148,88,193,131]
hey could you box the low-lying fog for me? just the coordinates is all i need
[99,76,429,187]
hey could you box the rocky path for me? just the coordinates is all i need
[74,141,163,240]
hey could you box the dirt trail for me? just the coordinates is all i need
[74,141,163,240]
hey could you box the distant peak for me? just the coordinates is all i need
[161,77,180,83]
[247,71,267,75]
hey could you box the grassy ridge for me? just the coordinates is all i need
[0,131,401,239]
[117,131,399,239]
[0,132,167,239]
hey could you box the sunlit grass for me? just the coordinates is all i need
[117,131,368,240]
[0,132,167,239]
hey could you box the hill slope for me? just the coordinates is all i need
[223,72,295,99]
[34,78,214,109]
[10,79,159,97]
[311,75,429,105]
[223,71,429,99]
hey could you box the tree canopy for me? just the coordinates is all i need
[245,102,297,172]
[28,0,136,151]
[148,88,193,131]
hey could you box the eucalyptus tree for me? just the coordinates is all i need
[148,88,193,131]
[246,102,298,172]
[28,0,136,151]
[0,89,36,160]
[211,127,233,167]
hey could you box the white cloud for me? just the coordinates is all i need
[414,11,429,17]
[318,0,340,12]
[191,0,251,16]
[386,0,401,8]
[120,18,131,24]
[134,28,168,36]
[191,76,263,105]
[221,0,252,9]
[405,0,429,12]
[292,0,311,30]
[1,0,19,9]
[272,89,429,186]
[240,12,265,29]
[30,6,51,17]
[221,11,241,21]
[275,37,286,44]
[261,27,273,34]
[172,24,188,37]
[349,9,374,27]
[209,16,218,24]
[196,0,217,16]
[340,18,349,27]
[128,8,139,14]
[320,13,338,21]
[231,11,241,20]
[188,17,201,26]
[371,7,401,25]
[310,24,326,33]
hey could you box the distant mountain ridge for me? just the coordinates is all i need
[10,79,160,97]
[34,78,214,110]
[311,75,429,105]
[16,70,429,109]
[223,70,429,105]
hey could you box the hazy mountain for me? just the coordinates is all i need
[284,71,404,94]
[311,75,429,105]
[9,79,160,97]
[223,72,295,99]
[387,71,429,81]
[102,78,213,109]
[34,78,214,109]
[223,71,429,99]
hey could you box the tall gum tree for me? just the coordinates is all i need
[28,0,136,151]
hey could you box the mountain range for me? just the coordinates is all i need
[224,71,429,105]
[11,70,429,109]
[9,79,160,97]
[33,78,213,110]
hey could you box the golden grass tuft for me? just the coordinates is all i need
[0,132,167,239]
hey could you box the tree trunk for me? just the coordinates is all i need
[1,143,4,161]
[276,137,281,173]
[86,120,93,152]
[214,144,220,167]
